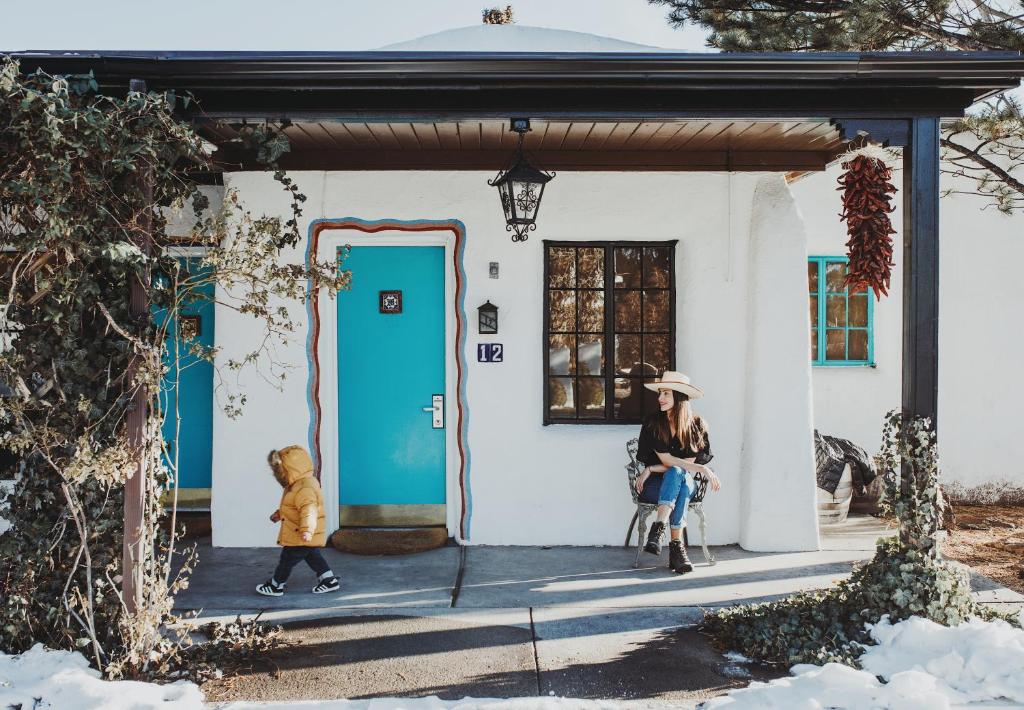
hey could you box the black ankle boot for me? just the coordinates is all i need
[669,539,693,574]
[644,521,666,555]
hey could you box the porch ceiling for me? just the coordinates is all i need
[13,50,1024,173]
[204,119,848,172]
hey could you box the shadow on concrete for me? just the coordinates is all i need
[201,613,538,702]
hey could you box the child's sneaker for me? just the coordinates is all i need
[256,579,285,596]
[312,576,340,594]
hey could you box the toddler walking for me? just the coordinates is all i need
[256,445,340,596]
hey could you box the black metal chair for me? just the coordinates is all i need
[623,437,715,568]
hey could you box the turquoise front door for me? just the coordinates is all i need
[337,245,446,526]
[158,258,215,508]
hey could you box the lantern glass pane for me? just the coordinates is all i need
[512,179,542,222]
[497,182,514,222]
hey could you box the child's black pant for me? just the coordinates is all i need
[273,546,331,583]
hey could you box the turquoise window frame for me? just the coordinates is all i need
[808,255,875,367]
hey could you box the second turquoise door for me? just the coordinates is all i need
[337,245,446,526]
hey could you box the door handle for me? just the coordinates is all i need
[423,394,444,429]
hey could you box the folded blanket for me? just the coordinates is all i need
[814,430,878,495]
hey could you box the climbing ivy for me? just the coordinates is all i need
[702,410,1016,667]
[0,56,347,678]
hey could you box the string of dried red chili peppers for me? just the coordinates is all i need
[837,154,897,299]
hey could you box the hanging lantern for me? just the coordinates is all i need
[488,118,555,242]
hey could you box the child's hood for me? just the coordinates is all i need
[278,445,315,486]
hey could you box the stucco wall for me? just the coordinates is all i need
[790,159,1024,500]
[209,170,820,549]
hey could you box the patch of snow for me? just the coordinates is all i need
[375,24,696,53]
[224,701,637,709]
[703,613,1024,709]
[721,651,753,679]
[722,651,751,664]
[0,644,205,709]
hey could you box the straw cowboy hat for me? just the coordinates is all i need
[644,370,704,400]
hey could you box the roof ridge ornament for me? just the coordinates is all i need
[488,118,555,243]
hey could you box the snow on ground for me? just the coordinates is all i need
[3,614,1024,709]
[0,644,205,709]
[704,613,1024,710]
[223,701,647,709]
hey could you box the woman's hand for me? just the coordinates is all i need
[301,531,313,542]
[270,510,281,523]
[704,467,721,492]
[635,466,651,494]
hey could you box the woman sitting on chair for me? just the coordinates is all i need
[634,371,721,574]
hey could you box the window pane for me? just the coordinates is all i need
[549,290,576,332]
[808,261,818,293]
[643,290,670,332]
[642,378,661,413]
[548,377,576,418]
[578,335,604,376]
[578,378,606,418]
[579,290,605,333]
[643,247,672,288]
[644,334,670,375]
[614,290,641,331]
[849,280,868,295]
[826,295,847,327]
[614,247,641,289]
[825,262,847,292]
[826,330,846,360]
[614,334,642,376]
[548,247,576,288]
[811,328,819,360]
[849,329,869,360]
[548,335,576,375]
[849,294,868,327]
[578,247,604,289]
[613,378,644,421]
[809,295,818,328]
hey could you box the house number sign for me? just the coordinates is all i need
[477,343,503,363]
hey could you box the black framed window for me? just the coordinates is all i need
[544,241,676,425]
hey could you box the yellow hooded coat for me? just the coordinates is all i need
[274,446,327,547]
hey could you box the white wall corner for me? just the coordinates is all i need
[739,174,820,552]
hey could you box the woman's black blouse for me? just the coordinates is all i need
[637,417,713,468]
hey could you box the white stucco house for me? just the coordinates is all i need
[8,26,1024,552]
[792,156,1024,505]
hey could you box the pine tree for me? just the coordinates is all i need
[650,0,1024,212]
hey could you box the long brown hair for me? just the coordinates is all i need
[652,390,707,452]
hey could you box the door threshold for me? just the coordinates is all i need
[330,526,449,556]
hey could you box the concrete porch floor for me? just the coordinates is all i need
[178,517,1023,705]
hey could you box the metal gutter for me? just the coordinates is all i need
[6,50,1024,120]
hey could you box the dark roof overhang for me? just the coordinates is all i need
[8,50,1024,121]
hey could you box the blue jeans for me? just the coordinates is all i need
[639,466,694,530]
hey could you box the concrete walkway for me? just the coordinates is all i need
[179,517,1022,705]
